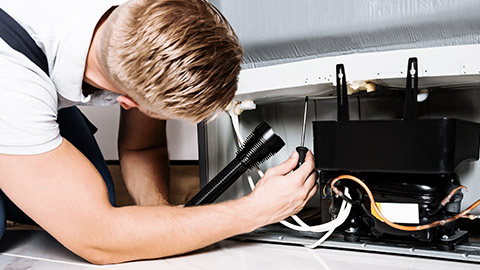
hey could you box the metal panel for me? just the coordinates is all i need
[214,0,480,69]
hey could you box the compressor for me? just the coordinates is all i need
[314,59,480,250]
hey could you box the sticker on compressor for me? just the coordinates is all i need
[371,202,420,224]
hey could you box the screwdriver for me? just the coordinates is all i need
[295,96,309,170]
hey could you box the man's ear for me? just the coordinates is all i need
[117,95,139,110]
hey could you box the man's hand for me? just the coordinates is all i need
[247,150,318,226]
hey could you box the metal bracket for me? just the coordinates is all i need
[403,57,419,120]
[336,64,349,123]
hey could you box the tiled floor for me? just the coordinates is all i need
[0,228,479,270]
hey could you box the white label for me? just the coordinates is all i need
[374,203,420,224]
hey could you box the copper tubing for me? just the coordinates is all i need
[440,185,467,206]
[425,185,467,217]
[462,215,480,220]
[331,175,480,231]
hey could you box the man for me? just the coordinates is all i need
[0,0,318,264]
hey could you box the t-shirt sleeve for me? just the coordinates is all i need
[0,53,62,155]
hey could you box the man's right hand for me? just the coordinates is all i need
[246,150,318,226]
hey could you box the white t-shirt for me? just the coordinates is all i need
[0,0,125,155]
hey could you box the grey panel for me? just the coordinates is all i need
[213,0,480,69]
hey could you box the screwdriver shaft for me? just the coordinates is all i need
[300,97,309,147]
[295,96,309,170]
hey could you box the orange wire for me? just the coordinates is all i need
[330,175,480,231]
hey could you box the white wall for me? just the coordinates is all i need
[78,105,198,161]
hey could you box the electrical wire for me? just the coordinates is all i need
[331,175,480,231]
[227,109,352,248]
[279,190,351,233]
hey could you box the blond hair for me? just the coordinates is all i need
[98,0,243,122]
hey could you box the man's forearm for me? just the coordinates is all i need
[85,196,260,264]
[119,145,170,206]
[0,140,261,265]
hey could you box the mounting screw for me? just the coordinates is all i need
[347,227,356,233]
[441,235,449,240]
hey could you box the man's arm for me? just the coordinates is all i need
[0,139,317,264]
[118,107,170,205]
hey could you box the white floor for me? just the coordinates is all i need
[0,229,478,270]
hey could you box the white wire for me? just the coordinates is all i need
[306,228,335,249]
[279,190,351,233]
[227,110,352,248]
[245,172,256,191]
[229,110,265,181]
[305,189,352,247]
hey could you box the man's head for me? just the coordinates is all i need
[97,0,243,122]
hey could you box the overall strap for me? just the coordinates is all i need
[0,8,49,75]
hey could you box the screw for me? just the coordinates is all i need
[441,235,449,240]
[278,236,283,240]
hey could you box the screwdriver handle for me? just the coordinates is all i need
[294,146,308,170]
